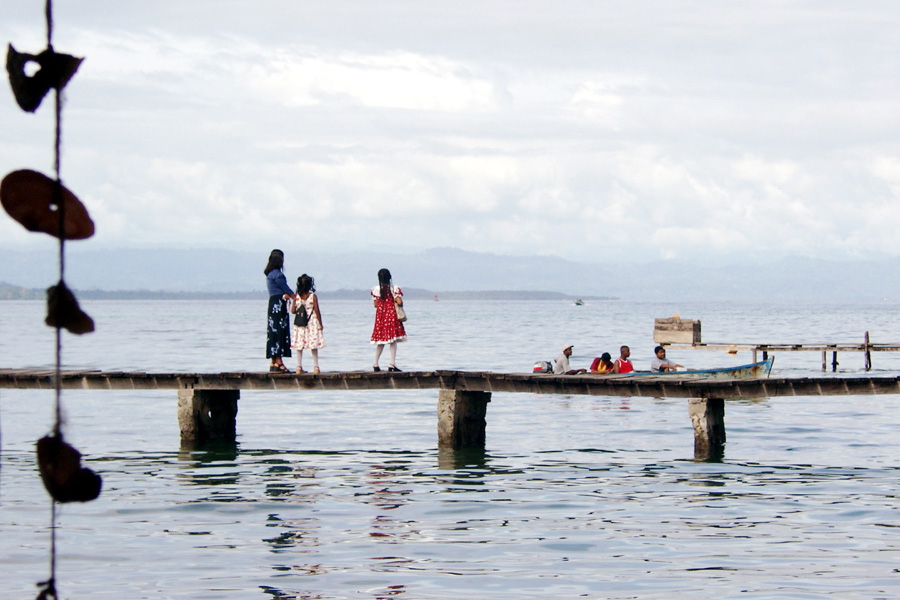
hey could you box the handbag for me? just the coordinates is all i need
[395,302,407,323]
[294,303,309,327]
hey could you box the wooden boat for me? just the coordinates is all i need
[624,357,774,380]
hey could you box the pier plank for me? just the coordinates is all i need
[3,369,898,399]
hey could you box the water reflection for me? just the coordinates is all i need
[70,448,900,598]
[263,513,321,553]
[437,446,487,470]
[694,443,725,463]
[260,584,323,599]
[178,441,239,462]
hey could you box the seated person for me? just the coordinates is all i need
[590,352,614,373]
[554,344,587,374]
[650,345,684,372]
[612,345,634,374]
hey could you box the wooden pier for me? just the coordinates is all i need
[656,319,897,372]
[3,368,900,459]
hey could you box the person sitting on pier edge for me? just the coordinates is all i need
[650,345,683,373]
[554,344,587,374]
[590,352,614,374]
[612,345,634,374]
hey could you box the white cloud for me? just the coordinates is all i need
[3,2,900,266]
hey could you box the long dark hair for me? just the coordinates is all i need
[377,268,392,300]
[264,249,284,275]
[296,273,315,295]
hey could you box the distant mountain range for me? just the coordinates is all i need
[0,282,601,302]
[0,246,897,301]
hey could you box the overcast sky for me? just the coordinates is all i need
[2,1,900,264]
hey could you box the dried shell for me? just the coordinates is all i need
[7,44,83,113]
[1,169,94,240]
[36,435,102,503]
[46,281,95,334]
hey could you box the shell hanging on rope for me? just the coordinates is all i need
[36,435,102,503]
[45,281,94,335]
[6,44,83,113]
[1,169,94,240]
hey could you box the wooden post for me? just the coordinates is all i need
[864,331,872,371]
[177,389,239,447]
[688,397,725,460]
[438,390,491,449]
[653,317,701,344]
[821,350,826,372]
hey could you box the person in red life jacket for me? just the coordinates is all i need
[612,345,634,374]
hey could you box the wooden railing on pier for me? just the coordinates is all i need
[3,368,900,459]
[662,332,899,371]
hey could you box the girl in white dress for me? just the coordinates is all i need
[291,274,325,374]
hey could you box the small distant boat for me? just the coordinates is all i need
[574,298,584,305]
[624,357,774,380]
[434,294,439,301]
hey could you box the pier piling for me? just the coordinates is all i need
[6,368,900,457]
[437,390,491,449]
[177,389,239,447]
[688,397,725,459]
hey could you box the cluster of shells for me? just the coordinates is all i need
[4,42,101,503]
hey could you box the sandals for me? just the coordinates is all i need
[387,366,402,372]
[313,367,320,375]
[296,368,306,374]
[269,364,290,373]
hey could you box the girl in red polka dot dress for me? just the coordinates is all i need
[370,268,406,371]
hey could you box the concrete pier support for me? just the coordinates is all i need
[438,390,491,448]
[177,389,239,447]
[688,397,725,460]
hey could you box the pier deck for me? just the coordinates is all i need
[2,368,900,398]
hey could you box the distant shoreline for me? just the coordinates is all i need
[0,283,616,302]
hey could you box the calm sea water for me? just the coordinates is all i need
[2,298,899,599]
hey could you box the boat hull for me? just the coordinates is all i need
[625,357,774,380]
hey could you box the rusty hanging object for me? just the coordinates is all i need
[0,169,94,239]
[36,434,102,503]
[6,44,83,113]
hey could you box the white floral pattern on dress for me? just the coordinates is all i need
[291,292,325,349]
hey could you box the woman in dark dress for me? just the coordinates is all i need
[264,249,294,372]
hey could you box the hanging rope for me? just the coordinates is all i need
[39,2,70,598]
[2,1,98,596]
[46,2,62,596]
